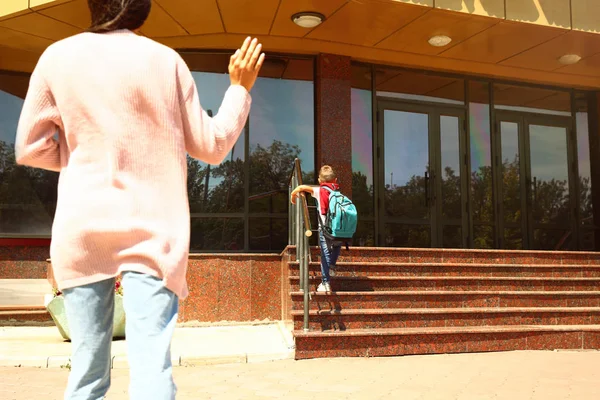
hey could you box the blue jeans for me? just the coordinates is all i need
[63,272,179,400]
[319,229,341,283]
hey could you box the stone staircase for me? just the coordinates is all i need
[285,247,600,359]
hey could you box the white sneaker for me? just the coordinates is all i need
[317,282,331,293]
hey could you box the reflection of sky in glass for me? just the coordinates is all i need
[384,110,428,187]
[351,88,372,185]
[470,103,491,172]
[577,112,591,180]
[440,116,460,175]
[249,76,314,170]
[0,90,24,146]
[191,72,245,191]
[501,121,519,164]
[529,125,568,183]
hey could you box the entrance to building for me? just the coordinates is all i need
[495,112,575,250]
[376,101,467,248]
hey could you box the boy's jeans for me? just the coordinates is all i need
[63,271,178,400]
[319,229,341,283]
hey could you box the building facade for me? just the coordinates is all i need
[1,0,600,254]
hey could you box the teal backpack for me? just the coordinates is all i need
[320,186,358,249]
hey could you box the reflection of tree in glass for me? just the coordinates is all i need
[352,171,375,246]
[0,140,58,234]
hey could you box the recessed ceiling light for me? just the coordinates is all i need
[291,12,325,28]
[428,35,452,47]
[558,54,582,65]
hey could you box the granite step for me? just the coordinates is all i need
[292,324,600,359]
[288,261,600,277]
[289,275,600,292]
[290,291,600,310]
[286,246,600,265]
[0,306,53,326]
[291,307,600,331]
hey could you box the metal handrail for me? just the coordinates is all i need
[288,158,312,331]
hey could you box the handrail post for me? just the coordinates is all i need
[288,158,312,332]
[301,224,310,332]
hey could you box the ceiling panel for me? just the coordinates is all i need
[493,84,569,109]
[377,69,460,97]
[0,71,30,98]
[440,20,565,64]
[282,58,314,81]
[270,0,347,38]
[500,31,600,72]
[218,0,280,35]
[0,12,81,41]
[556,52,600,77]
[377,8,498,55]
[140,2,187,37]
[155,0,223,35]
[307,0,428,46]
[351,63,372,90]
[38,0,90,29]
[525,92,571,112]
[435,0,504,18]
[0,26,53,52]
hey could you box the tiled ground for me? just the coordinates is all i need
[2,350,599,399]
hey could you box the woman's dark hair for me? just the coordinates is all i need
[87,0,151,33]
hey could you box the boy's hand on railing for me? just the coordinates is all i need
[290,185,312,204]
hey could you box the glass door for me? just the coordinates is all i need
[495,112,574,249]
[376,101,467,248]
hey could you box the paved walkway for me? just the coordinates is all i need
[2,350,599,399]
[0,279,52,306]
[0,324,295,368]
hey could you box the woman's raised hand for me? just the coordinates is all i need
[229,37,265,92]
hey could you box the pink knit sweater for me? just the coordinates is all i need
[14,30,251,299]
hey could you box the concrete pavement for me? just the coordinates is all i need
[0,323,295,369]
[2,350,599,399]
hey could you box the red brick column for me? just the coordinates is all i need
[315,54,352,198]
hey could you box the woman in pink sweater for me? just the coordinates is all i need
[14,0,264,398]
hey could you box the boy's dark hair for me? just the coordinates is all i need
[319,165,336,182]
[87,0,151,33]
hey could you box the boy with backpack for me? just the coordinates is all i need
[290,165,357,292]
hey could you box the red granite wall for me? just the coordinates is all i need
[0,239,50,279]
[315,53,353,197]
[180,254,284,322]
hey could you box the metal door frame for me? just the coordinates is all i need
[375,99,468,248]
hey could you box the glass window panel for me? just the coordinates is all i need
[575,93,593,226]
[529,125,570,226]
[249,64,314,205]
[581,230,595,251]
[500,121,521,225]
[504,228,523,250]
[351,65,374,218]
[188,72,245,214]
[384,223,430,247]
[0,73,58,236]
[376,68,464,105]
[249,217,288,251]
[384,110,429,219]
[533,229,571,251]
[354,219,375,247]
[473,224,494,249]
[440,115,461,220]
[469,81,493,224]
[190,218,244,251]
[493,84,570,116]
[442,225,462,248]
